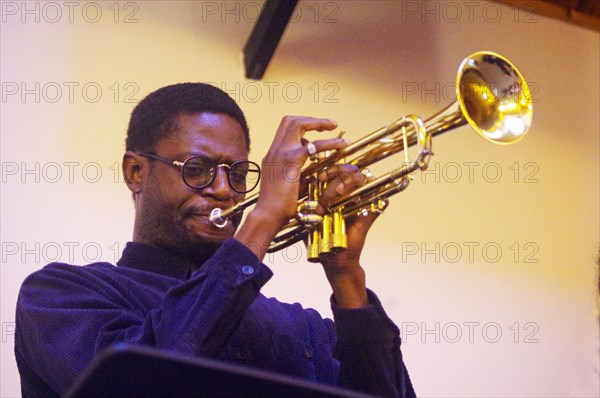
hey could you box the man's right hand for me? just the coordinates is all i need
[234,116,348,260]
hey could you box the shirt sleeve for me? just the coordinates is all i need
[15,239,272,396]
[331,289,417,398]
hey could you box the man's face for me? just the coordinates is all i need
[135,112,249,256]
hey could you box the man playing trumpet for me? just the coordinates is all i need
[15,83,416,398]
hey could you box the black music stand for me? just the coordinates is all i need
[65,344,381,398]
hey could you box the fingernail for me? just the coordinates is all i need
[336,183,345,194]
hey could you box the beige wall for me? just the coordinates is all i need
[1,1,598,396]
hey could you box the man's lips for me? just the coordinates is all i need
[189,212,232,228]
[183,204,239,228]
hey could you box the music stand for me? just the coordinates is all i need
[65,344,381,398]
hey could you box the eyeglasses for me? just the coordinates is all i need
[138,152,261,193]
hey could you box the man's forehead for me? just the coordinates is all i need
[158,113,248,160]
[175,112,243,130]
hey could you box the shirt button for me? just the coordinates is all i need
[304,346,314,358]
[241,265,254,275]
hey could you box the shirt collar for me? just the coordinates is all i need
[117,241,202,280]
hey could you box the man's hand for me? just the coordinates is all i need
[235,116,348,261]
[316,164,383,309]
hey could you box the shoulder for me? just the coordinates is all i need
[21,261,116,286]
[17,261,118,302]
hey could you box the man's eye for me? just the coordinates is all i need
[230,171,247,183]
[184,163,211,176]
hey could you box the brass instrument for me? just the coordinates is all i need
[210,51,533,261]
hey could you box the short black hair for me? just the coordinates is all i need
[126,83,250,153]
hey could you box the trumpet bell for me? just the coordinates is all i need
[458,52,533,144]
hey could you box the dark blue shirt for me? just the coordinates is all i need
[15,239,415,397]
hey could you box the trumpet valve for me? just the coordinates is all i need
[329,209,347,251]
[297,200,322,225]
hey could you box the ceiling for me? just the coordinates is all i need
[493,0,600,31]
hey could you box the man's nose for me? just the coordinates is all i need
[205,165,233,199]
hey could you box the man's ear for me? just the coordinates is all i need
[122,151,146,196]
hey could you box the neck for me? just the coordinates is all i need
[132,229,223,271]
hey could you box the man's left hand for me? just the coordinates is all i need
[314,164,383,308]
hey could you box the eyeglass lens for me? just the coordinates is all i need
[182,158,260,193]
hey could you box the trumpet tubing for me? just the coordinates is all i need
[209,51,533,260]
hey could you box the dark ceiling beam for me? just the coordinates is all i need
[492,0,599,32]
[242,0,299,80]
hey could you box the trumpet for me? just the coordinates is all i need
[210,51,533,261]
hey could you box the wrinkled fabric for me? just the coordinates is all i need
[15,238,415,397]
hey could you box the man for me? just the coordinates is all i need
[15,83,416,397]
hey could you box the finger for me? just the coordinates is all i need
[329,169,366,196]
[298,169,310,197]
[318,163,359,182]
[286,117,337,133]
[301,137,349,161]
[316,172,367,214]
[275,116,338,146]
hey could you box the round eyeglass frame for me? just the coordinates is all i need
[138,152,261,194]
